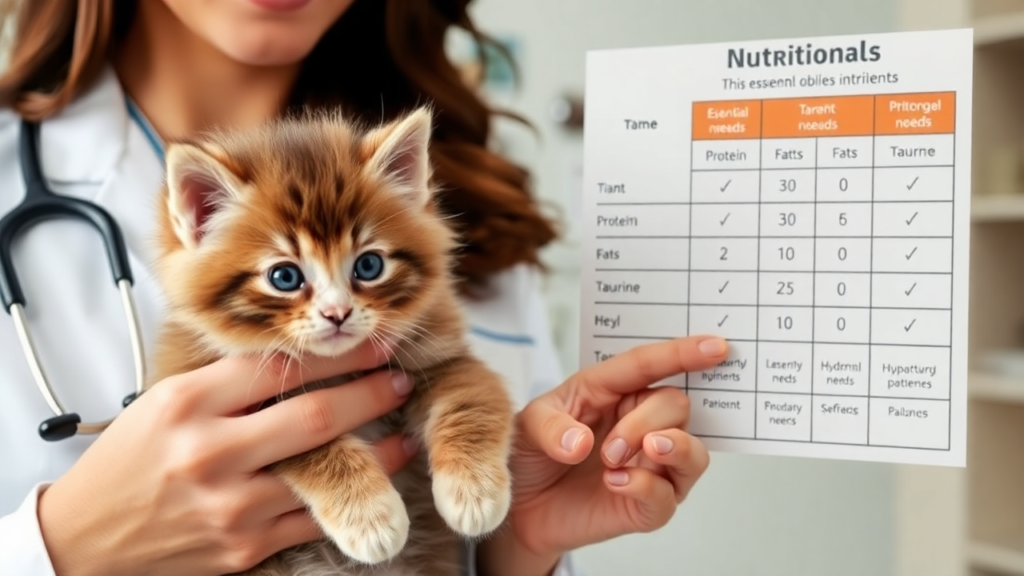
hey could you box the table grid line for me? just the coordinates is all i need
[694,434,950,452]
[690,165,952,172]
[594,269,954,275]
[686,109,694,399]
[593,303,953,311]
[868,99,876,443]
[810,127,819,441]
[594,335,951,348]
[684,389,951,401]
[753,104,763,441]
[596,235,954,239]
[948,110,956,452]
[597,200,957,205]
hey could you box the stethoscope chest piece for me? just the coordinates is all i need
[0,119,147,441]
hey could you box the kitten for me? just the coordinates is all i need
[146,107,516,576]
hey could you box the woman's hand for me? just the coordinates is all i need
[477,335,729,576]
[37,341,415,576]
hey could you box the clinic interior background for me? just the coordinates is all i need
[4,1,1022,575]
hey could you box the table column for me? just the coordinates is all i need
[686,99,761,440]
[808,96,876,446]
[869,92,955,450]
[753,97,824,442]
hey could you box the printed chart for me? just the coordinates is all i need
[579,29,972,466]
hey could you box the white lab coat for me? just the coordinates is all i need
[0,67,576,576]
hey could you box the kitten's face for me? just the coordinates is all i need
[156,108,457,358]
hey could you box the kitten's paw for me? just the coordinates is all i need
[432,468,512,537]
[319,485,410,564]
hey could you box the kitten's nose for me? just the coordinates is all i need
[319,306,352,327]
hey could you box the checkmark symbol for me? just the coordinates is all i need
[905,247,918,260]
[720,213,731,226]
[904,319,917,332]
[905,282,917,296]
[906,212,918,225]
[718,281,729,293]
[717,315,729,327]
[907,176,919,190]
[720,179,732,192]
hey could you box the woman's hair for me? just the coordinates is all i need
[0,0,558,295]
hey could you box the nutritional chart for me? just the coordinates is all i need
[580,29,971,466]
[688,92,952,448]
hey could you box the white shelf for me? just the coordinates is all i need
[972,196,1024,221]
[897,3,1024,576]
[975,12,1024,46]
[970,371,1024,403]
[968,537,1024,575]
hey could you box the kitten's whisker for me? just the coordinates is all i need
[372,325,437,384]
[366,331,395,372]
[378,320,451,382]
[250,332,295,403]
[284,333,312,397]
[376,336,421,389]
[381,319,445,354]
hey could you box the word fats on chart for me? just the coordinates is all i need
[579,29,971,466]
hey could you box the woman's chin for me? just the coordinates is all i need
[212,34,322,67]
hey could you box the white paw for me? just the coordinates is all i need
[322,485,410,564]
[432,471,511,537]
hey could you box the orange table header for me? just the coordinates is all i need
[692,92,955,139]
[875,92,954,135]
[692,100,761,140]
[762,95,874,138]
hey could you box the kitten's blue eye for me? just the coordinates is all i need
[268,264,304,291]
[353,252,384,281]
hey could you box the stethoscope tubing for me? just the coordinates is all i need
[0,120,147,441]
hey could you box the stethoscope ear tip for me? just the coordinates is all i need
[38,413,81,442]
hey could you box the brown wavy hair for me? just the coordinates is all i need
[0,0,558,296]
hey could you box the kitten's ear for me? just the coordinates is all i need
[164,142,246,250]
[363,107,433,206]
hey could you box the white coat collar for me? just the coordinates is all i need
[39,66,129,184]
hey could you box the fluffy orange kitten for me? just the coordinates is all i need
[146,107,516,576]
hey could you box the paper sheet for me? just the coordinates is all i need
[578,28,972,466]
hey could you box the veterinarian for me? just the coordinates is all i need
[0,1,729,575]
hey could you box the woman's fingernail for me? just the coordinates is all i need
[391,372,412,396]
[561,428,584,452]
[652,434,674,455]
[607,470,629,486]
[698,337,728,356]
[604,437,628,465]
[402,436,419,455]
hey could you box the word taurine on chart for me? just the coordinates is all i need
[579,28,972,467]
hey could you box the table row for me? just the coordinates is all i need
[587,303,954,346]
[692,134,955,170]
[590,270,952,309]
[683,391,949,450]
[590,237,953,273]
[595,167,956,205]
[596,201,954,238]
[587,338,952,400]
[688,166,952,204]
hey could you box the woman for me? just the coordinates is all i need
[0,1,728,575]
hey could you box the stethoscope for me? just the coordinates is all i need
[0,119,146,442]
